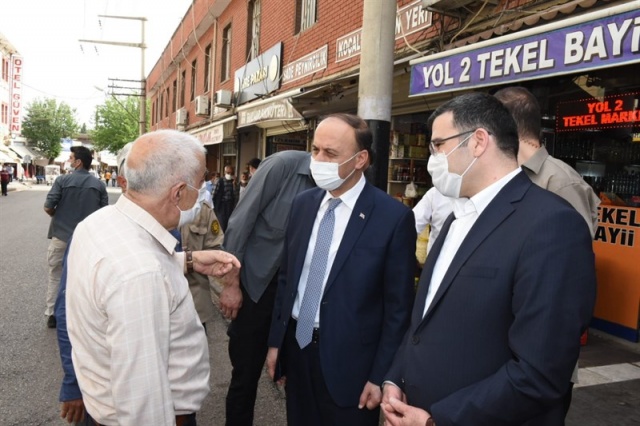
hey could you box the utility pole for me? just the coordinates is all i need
[358,2,396,190]
[80,15,147,135]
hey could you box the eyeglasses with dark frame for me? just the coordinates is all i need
[429,130,475,155]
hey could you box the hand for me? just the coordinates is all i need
[266,347,286,385]
[60,399,85,423]
[382,396,430,426]
[359,381,382,410]
[381,382,406,406]
[219,283,243,319]
[193,250,240,277]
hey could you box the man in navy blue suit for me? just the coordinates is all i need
[267,113,417,425]
[381,93,596,426]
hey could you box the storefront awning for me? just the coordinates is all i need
[409,1,640,97]
[0,151,16,163]
[9,144,43,160]
[237,98,304,129]
[191,115,237,145]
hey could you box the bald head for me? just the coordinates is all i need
[126,130,206,196]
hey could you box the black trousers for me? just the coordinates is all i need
[282,320,380,426]
[225,276,278,426]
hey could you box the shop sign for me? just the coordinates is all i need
[10,55,23,134]
[335,0,432,62]
[237,99,303,127]
[556,92,640,132]
[235,43,282,105]
[282,45,328,84]
[595,206,639,247]
[410,7,640,96]
[194,125,224,145]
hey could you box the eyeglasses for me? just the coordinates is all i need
[429,130,475,155]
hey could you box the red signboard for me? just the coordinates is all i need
[556,92,640,133]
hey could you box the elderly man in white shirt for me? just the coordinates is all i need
[66,130,240,426]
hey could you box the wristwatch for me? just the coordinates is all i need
[425,417,435,426]
[185,250,194,273]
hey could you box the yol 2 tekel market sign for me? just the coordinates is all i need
[409,1,640,97]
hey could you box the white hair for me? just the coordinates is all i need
[125,130,206,194]
[116,142,134,178]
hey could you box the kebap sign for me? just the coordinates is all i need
[409,3,640,96]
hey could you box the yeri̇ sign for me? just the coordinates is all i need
[410,5,640,96]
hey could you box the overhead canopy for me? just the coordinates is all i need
[0,151,16,163]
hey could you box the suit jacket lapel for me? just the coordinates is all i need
[323,183,374,295]
[420,172,530,325]
[412,212,455,326]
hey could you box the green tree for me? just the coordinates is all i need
[90,96,140,153]
[21,98,78,163]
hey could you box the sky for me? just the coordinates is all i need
[1,0,193,129]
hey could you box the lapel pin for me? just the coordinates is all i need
[359,213,365,219]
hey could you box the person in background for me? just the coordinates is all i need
[247,158,262,177]
[54,142,133,424]
[104,170,111,186]
[494,86,600,415]
[221,149,315,426]
[238,172,250,200]
[381,93,596,426]
[44,146,108,328]
[267,114,416,426]
[177,185,225,332]
[412,186,453,260]
[494,86,600,235]
[65,130,240,425]
[212,165,237,232]
[205,170,214,197]
[1,165,9,196]
[111,170,118,187]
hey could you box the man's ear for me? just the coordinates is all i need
[472,128,491,157]
[356,150,369,170]
[170,182,185,204]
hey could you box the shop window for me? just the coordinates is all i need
[159,92,164,121]
[221,24,232,82]
[296,0,317,33]
[190,59,197,102]
[204,44,212,92]
[247,0,261,60]
[222,141,237,156]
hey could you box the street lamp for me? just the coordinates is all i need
[80,15,147,135]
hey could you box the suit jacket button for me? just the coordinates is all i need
[411,335,419,344]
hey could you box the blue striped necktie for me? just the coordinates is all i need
[296,198,342,348]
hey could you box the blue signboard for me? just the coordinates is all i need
[410,5,640,96]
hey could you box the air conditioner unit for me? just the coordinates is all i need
[176,108,188,126]
[195,95,209,116]
[215,90,233,108]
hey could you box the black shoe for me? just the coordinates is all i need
[47,315,57,329]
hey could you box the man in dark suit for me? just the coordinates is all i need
[381,93,596,426]
[267,113,417,426]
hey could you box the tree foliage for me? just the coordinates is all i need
[90,96,140,154]
[21,98,78,163]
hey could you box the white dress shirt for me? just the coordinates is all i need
[292,174,366,326]
[412,187,454,253]
[66,195,209,426]
[423,168,522,317]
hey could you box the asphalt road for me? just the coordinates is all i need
[0,185,286,425]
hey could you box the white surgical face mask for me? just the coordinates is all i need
[224,173,232,180]
[64,161,75,172]
[177,183,207,227]
[310,152,359,191]
[427,134,477,198]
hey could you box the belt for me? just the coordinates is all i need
[290,318,320,344]
[94,413,195,426]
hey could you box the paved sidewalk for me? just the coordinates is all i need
[568,331,640,425]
